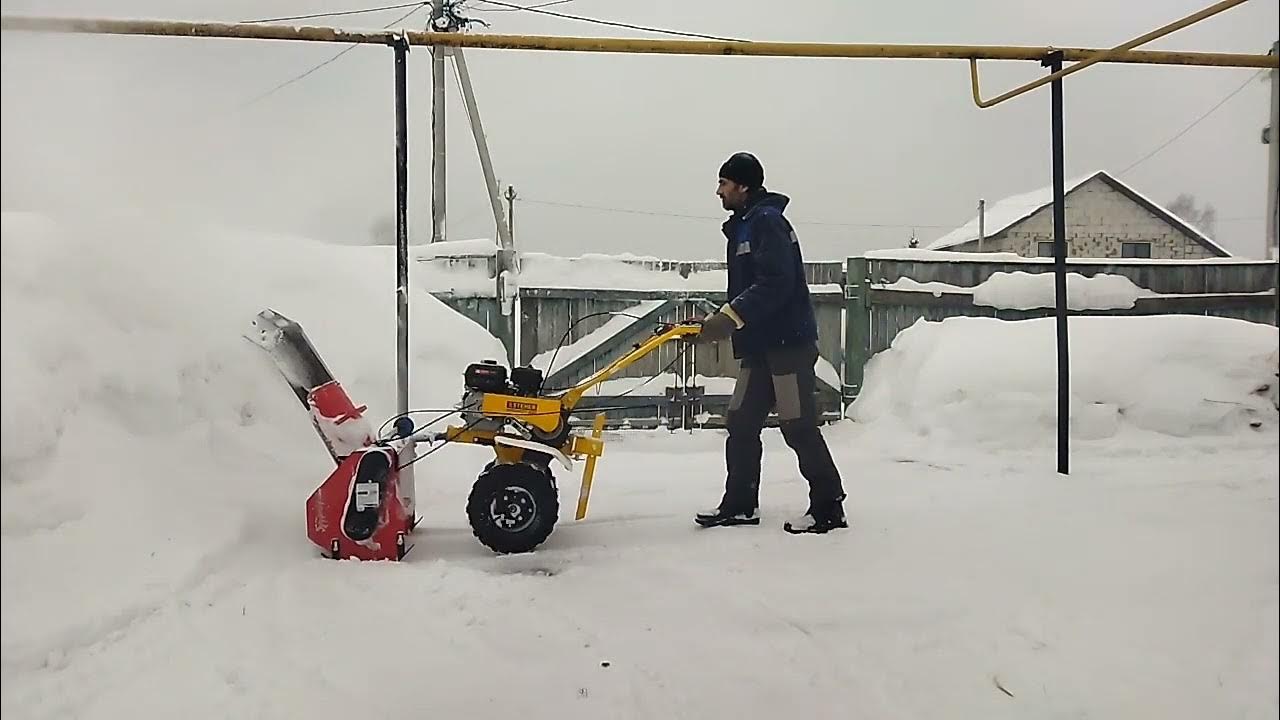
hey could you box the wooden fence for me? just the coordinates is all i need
[427,249,1277,425]
[429,257,847,428]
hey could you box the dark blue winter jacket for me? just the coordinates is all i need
[722,189,818,359]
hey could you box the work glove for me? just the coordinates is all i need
[694,310,737,344]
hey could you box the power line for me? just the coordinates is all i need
[469,0,745,42]
[242,2,429,25]
[1120,70,1265,174]
[519,197,956,229]
[234,3,428,110]
[474,0,577,11]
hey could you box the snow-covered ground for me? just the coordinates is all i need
[2,211,1277,719]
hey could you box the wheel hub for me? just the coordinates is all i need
[490,486,537,532]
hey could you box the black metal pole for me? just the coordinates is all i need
[1044,50,1069,475]
[394,37,410,417]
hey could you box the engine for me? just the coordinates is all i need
[458,359,547,433]
[463,359,545,395]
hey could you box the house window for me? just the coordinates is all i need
[1121,242,1152,258]
[1036,241,1056,258]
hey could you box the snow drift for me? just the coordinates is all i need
[0,210,505,674]
[849,314,1279,444]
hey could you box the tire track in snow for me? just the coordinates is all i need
[1,512,294,719]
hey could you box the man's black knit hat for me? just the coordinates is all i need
[718,152,764,189]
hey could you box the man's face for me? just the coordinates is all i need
[717,178,749,211]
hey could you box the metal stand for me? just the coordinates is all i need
[393,36,410,417]
[1044,50,1070,475]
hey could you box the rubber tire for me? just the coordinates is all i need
[466,462,559,554]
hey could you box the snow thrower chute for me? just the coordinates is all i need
[248,308,702,560]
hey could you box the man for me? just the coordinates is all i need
[692,152,848,534]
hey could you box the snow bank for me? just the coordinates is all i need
[850,314,1278,444]
[0,211,505,671]
[972,271,1145,310]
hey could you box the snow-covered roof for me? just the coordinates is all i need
[925,170,1231,257]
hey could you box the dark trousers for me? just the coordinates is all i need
[720,343,845,514]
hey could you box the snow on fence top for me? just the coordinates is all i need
[417,242,843,294]
[863,248,1270,265]
[873,271,1275,311]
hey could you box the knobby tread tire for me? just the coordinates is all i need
[466,462,559,554]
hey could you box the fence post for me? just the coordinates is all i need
[843,256,870,412]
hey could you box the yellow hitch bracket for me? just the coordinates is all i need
[574,413,607,520]
[568,433,605,459]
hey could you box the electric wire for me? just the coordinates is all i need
[242,2,430,25]
[473,0,578,12]
[1120,70,1265,174]
[520,197,958,229]
[235,2,429,110]
[469,0,745,42]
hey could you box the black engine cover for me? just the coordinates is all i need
[510,365,544,396]
[465,360,509,393]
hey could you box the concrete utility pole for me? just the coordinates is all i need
[429,1,450,243]
[453,48,512,254]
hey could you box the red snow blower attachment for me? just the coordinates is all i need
[249,309,416,561]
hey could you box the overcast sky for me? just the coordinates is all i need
[2,0,1276,259]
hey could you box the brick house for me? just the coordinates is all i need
[925,170,1231,259]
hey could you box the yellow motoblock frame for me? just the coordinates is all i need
[442,321,703,520]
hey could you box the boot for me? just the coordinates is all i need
[694,505,760,528]
[783,494,848,535]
